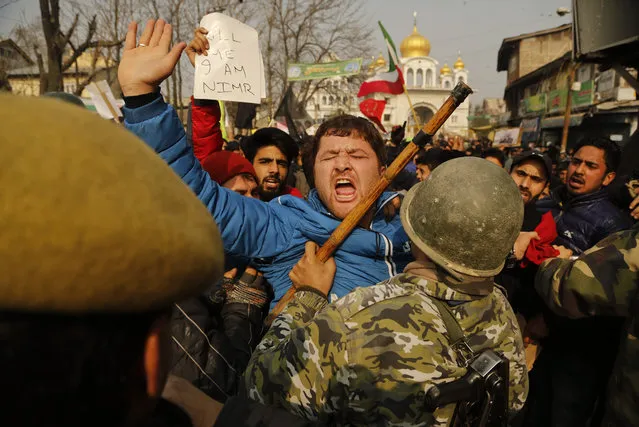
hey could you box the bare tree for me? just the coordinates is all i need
[251,0,373,115]
[0,69,11,92]
[167,0,185,113]
[66,0,142,95]
[0,0,19,10]
[31,0,122,94]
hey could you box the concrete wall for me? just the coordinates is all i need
[517,30,572,77]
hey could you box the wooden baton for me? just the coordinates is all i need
[266,82,473,325]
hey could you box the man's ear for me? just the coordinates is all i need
[144,316,170,397]
[603,171,616,187]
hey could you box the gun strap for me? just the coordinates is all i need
[431,298,475,367]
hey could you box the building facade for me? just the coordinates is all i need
[497,24,638,149]
[3,39,119,99]
[306,15,470,138]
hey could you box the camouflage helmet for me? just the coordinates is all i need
[401,156,523,278]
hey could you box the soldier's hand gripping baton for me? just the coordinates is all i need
[266,82,473,325]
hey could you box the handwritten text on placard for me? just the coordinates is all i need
[194,13,263,104]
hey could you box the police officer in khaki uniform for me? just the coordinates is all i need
[0,95,318,427]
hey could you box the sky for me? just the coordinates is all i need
[0,0,572,103]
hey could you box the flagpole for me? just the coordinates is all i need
[402,80,422,130]
[385,39,422,130]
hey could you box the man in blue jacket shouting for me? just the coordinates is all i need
[118,19,412,306]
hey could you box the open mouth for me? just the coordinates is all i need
[569,176,584,187]
[334,178,357,202]
[263,177,280,190]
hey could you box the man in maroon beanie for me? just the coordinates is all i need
[202,151,259,199]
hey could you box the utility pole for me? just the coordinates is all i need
[560,62,576,154]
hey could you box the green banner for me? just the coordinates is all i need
[572,80,594,108]
[525,93,547,113]
[287,59,363,81]
[547,89,567,114]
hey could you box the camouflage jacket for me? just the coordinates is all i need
[536,225,639,427]
[244,262,528,426]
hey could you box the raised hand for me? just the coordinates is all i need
[118,19,186,97]
[185,27,210,67]
[227,267,270,307]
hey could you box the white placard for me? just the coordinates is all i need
[86,81,123,119]
[194,13,263,104]
[493,127,520,146]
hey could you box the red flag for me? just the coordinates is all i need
[357,68,404,98]
[359,99,387,132]
[357,21,405,98]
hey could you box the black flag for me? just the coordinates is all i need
[274,86,312,141]
[235,102,257,130]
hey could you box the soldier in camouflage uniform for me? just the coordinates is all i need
[536,224,639,427]
[244,157,529,426]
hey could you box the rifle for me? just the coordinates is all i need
[425,350,510,427]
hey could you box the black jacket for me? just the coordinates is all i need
[496,203,545,320]
[537,186,633,254]
[170,292,267,403]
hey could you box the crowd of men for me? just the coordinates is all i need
[2,17,639,427]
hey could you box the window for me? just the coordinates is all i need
[343,96,349,104]
[64,82,77,93]
[407,68,414,88]
[451,115,458,123]
[384,114,391,122]
[444,80,451,89]
[322,96,327,105]
[458,76,465,84]
[426,69,433,87]
[329,96,334,105]
[416,69,424,87]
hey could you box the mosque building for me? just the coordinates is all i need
[369,14,470,137]
[306,14,470,138]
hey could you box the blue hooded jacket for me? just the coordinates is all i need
[123,97,413,306]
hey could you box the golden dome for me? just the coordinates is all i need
[400,13,431,58]
[454,55,465,70]
[440,63,452,75]
[367,56,376,71]
[374,53,387,68]
[368,53,387,71]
